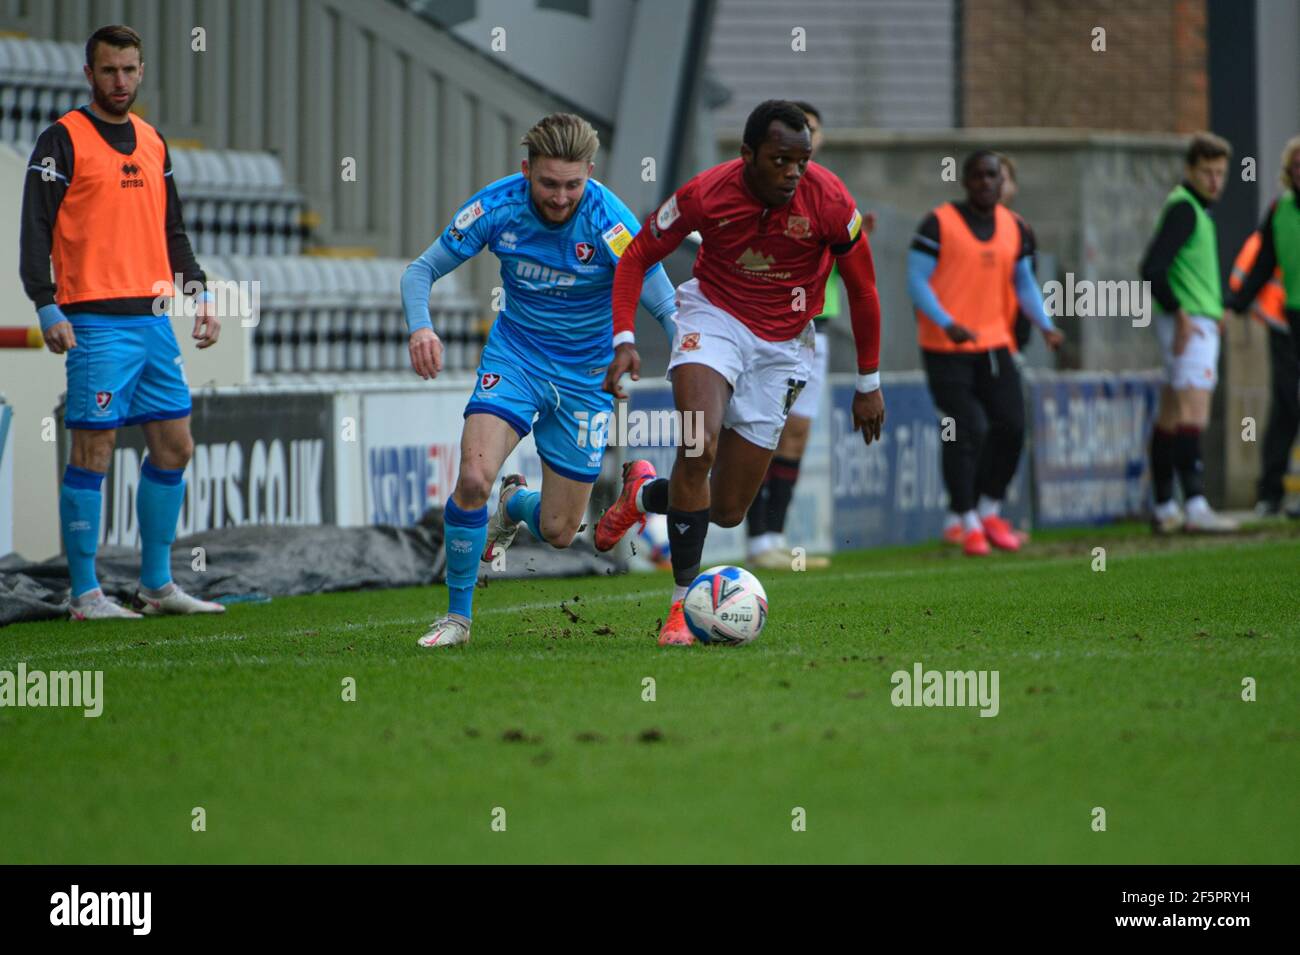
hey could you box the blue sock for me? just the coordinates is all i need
[505,487,544,541]
[60,465,104,599]
[137,458,186,590]
[444,497,488,619]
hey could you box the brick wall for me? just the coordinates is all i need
[963,0,1208,133]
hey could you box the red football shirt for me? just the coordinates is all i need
[616,158,865,342]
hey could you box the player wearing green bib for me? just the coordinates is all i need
[1229,136,1300,327]
[1139,132,1237,534]
[1226,134,1300,517]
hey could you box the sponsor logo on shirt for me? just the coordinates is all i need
[120,162,143,188]
[785,215,811,239]
[575,241,595,264]
[679,332,701,351]
[95,391,113,411]
[736,247,775,272]
[656,195,680,231]
[480,372,502,391]
[454,200,485,230]
[602,222,631,257]
[514,260,576,288]
[498,230,518,250]
[448,227,465,242]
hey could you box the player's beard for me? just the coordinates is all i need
[93,84,137,118]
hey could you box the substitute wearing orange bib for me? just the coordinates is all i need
[51,107,173,305]
[19,24,222,620]
[907,150,1063,556]
[915,202,1019,354]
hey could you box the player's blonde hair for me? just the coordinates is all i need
[1280,135,1300,190]
[520,113,599,165]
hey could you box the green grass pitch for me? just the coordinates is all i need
[2,523,1297,864]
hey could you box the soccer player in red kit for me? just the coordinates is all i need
[595,100,885,646]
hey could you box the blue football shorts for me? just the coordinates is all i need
[463,327,613,483]
[63,314,192,430]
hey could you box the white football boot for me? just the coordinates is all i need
[482,474,528,563]
[417,614,472,648]
[135,583,226,615]
[1151,502,1184,535]
[70,589,143,621]
[1183,499,1239,534]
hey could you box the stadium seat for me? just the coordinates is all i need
[169,146,307,258]
[0,38,83,146]
[201,255,482,376]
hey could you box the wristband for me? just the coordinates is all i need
[855,372,881,393]
[37,303,66,333]
[613,331,635,348]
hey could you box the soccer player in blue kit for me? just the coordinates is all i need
[400,113,677,648]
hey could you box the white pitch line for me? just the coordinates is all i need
[1,631,249,667]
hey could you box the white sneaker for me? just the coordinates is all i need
[135,583,226,615]
[752,547,791,570]
[417,614,471,648]
[1151,504,1184,535]
[70,589,143,621]
[1184,506,1239,533]
[482,474,528,563]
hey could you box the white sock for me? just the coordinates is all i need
[671,585,688,604]
[943,511,962,531]
[747,534,768,558]
[1186,495,1210,515]
[962,510,982,532]
[977,495,1000,519]
[1155,499,1181,519]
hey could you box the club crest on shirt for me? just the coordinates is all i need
[480,372,502,391]
[575,241,595,264]
[679,332,701,352]
[95,391,113,411]
[784,215,811,239]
